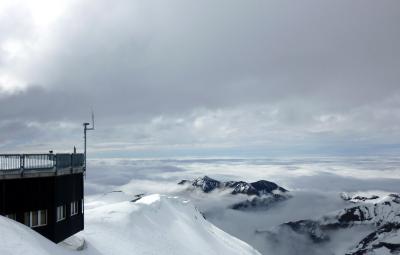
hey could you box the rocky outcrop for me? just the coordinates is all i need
[178,176,287,196]
[230,194,288,210]
[347,223,400,255]
[178,176,290,210]
[264,193,400,254]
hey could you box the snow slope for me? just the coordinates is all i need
[0,194,261,255]
[0,217,70,255]
[82,194,260,255]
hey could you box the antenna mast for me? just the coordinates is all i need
[83,111,95,173]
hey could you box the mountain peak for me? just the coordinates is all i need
[179,176,288,196]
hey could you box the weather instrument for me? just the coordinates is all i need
[83,111,95,173]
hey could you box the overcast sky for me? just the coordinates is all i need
[0,0,399,157]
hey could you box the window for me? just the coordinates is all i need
[56,205,66,222]
[40,210,47,225]
[6,214,16,221]
[71,201,78,216]
[24,210,47,227]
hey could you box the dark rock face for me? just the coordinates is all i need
[178,176,221,193]
[337,206,374,225]
[389,194,400,204]
[347,223,400,255]
[225,181,259,195]
[178,176,290,211]
[265,193,400,254]
[283,220,329,243]
[177,180,190,185]
[340,192,381,203]
[272,219,338,245]
[251,180,287,194]
[192,176,221,193]
[178,176,288,196]
[230,194,288,210]
[225,180,286,196]
[352,195,380,202]
[130,193,145,202]
[334,193,400,229]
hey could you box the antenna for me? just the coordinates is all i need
[91,110,95,130]
[83,111,95,174]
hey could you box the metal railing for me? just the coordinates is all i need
[0,153,84,171]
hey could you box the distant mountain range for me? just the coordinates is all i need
[262,193,400,255]
[178,177,400,254]
[178,176,290,210]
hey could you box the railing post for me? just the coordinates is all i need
[20,154,24,177]
[20,154,24,170]
[55,154,57,170]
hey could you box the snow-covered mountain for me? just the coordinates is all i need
[262,193,400,255]
[348,222,400,255]
[179,176,287,195]
[0,194,261,255]
[178,176,290,210]
[175,176,400,254]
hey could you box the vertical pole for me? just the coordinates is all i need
[83,113,94,178]
[84,126,87,173]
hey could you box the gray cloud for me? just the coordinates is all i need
[0,0,400,155]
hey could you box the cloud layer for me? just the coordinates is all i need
[1,0,400,156]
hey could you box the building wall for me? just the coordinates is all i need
[0,173,84,243]
[54,173,84,243]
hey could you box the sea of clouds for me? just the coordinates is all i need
[84,157,400,254]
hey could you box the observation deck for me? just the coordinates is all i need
[0,153,84,180]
